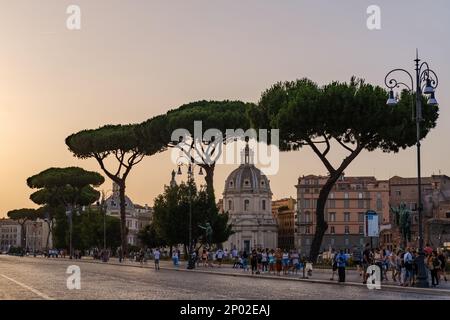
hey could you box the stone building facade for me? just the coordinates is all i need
[221,144,278,253]
[295,174,389,254]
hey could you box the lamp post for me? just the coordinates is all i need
[98,189,112,261]
[177,162,203,269]
[384,50,439,288]
[68,206,73,259]
[33,222,37,257]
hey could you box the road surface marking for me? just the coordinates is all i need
[1,274,53,300]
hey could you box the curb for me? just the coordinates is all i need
[25,256,450,297]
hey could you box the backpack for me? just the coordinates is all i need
[433,257,441,269]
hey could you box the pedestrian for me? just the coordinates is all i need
[242,250,249,271]
[154,248,160,270]
[251,249,258,275]
[216,248,224,268]
[172,250,179,266]
[232,247,239,268]
[437,249,448,282]
[374,248,384,281]
[336,249,347,283]
[282,249,289,275]
[428,250,441,287]
[352,245,363,277]
[261,249,268,273]
[403,248,413,287]
[201,249,208,267]
[268,250,275,274]
[330,249,338,280]
[207,250,214,268]
[291,250,300,275]
[275,248,282,276]
[362,243,373,284]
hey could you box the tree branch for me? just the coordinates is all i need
[94,154,121,183]
[335,137,355,153]
[322,135,331,157]
[306,138,336,174]
[335,142,364,174]
[114,150,126,176]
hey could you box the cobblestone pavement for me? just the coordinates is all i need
[0,255,449,300]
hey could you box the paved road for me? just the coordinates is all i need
[0,255,448,300]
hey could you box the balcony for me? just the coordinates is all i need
[296,220,313,226]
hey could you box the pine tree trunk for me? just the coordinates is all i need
[20,222,26,249]
[309,174,342,263]
[204,164,215,203]
[119,183,128,257]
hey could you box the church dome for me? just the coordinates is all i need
[223,143,271,195]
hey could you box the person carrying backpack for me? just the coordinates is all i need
[336,249,347,283]
[428,250,441,287]
[437,249,448,282]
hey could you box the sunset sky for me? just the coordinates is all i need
[1,0,449,217]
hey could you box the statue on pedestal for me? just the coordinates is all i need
[198,222,213,248]
[390,202,412,248]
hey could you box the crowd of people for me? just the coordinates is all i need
[148,244,448,288]
[159,247,314,277]
[33,242,449,289]
[329,243,448,287]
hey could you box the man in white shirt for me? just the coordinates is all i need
[153,248,161,270]
[216,249,224,267]
[403,248,413,286]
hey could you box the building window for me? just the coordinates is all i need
[345,226,350,234]
[305,212,311,223]
[344,212,350,222]
[328,193,336,208]
[358,212,364,222]
[228,200,233,211]
[229,181,234,188]
[330,238,335,246]
[358,192,364,209]
[305,226,311,234]
[344,193,350,209]
[395,190,401,196]
[359,226,364,234]
[244,179,250,187]
[261,180,265,187]
[447,212,450,219]
[344,238,349,246]
[376,198,382,211]
[330,226,335,234]
[304,199,310,209]
[262,200,266,211]
[244,199,250,211]
[329,212,336,222]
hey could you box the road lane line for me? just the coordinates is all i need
[0,274,53,300]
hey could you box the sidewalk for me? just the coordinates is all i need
[34,255,450,296]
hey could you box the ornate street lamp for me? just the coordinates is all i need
[177,161,203,269]
[384,50,439,288]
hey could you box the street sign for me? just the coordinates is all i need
[365,210,379,237]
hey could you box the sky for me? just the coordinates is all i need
[1,0,449,217]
